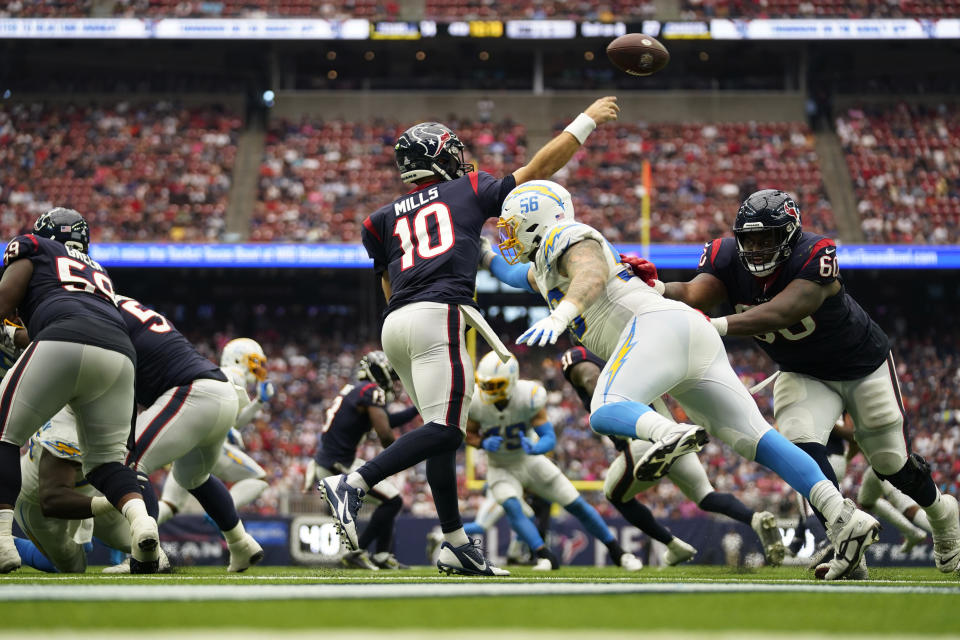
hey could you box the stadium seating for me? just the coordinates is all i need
[680,0,960,19]
[837,102,960,243]
[422,0,656,21]
[0,101,241,242]
[253,117,527,242]
[555,120,835,243]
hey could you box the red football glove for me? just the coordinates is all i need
[619,253,658,287]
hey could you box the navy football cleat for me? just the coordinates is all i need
[319,474,364,551]
[437,539,510,576]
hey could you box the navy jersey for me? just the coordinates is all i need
[316,382,386,468]
[115,295,225,407]
[362,171,517,315]
[697,233,890,380]
[3,234,134,362]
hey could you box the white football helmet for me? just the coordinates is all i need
[475,351,519,404]
[220,338,268,385]
[497,180,574,264]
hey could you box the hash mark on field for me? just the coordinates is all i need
[1,581,958,601]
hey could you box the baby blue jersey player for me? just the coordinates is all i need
[465,351,643,572]
[481,179,881,580]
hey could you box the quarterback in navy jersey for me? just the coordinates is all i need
[649,189,960,575]
[307,351,418,570]
[322,96,620,578]
[0,208,158,574]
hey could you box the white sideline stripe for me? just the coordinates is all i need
[4,633,957,640]
[1,581,958,601]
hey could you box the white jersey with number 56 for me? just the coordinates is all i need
[530,221,687,360]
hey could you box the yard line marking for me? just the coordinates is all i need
[1,581,958,601]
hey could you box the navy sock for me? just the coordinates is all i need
[0,442,21,505]
[85,462,141,506]
[530,495,552,539]
[137,473,159,520]
[612,498,674,545]
[698,491,754,526]
[358,422,463,489]
[188,476,240,532]
[358,495,402,553]
[426,449,463,533]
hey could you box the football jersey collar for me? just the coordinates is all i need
[407,178,442,194]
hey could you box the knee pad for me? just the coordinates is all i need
[85,462,139,505]
[877,453,936,507]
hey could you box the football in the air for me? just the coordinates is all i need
[606,33,670,77]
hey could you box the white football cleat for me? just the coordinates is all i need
[619,552,643,571]
[823,499,880,580]
[227,532,265,573]
[633,424,707,481]
[532,557,554,571]
[899,526,928,555]
[129,515,160,574]
[425,529,444,564]
[751,510,786,567]
[929,493,960,573]
[816,554,868,581]
[103,547,172,574]
[0,534,21,574]
[664,538,697,566]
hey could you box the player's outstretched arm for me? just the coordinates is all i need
[369,406,396,448]
[712,278,840,337]
[662,273,728,311]
[479,236,540,294]
[512,96,619,186]
[464,418,485,449]
[516,239,606,347]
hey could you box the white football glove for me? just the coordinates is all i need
[478,235,497,270]
[516,300,580,347]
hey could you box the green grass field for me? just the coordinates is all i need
[2,565,957,637]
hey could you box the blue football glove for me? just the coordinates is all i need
[521,436,535,455]
[516,300,580,347]
[482,436,503,452]
[258,381,275,403]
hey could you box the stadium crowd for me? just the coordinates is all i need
[0,101,241,242]
[837,102,960,243]
[680,0,960,19]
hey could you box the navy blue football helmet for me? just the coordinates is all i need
[33,208,90,253]
[394,122,473,184]
[733,189,802,277]
[358,350,400,401]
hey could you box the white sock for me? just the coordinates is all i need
[157,501,175,525]
[923,490,950,522]
[0,509,12,536]
[808,480,845,524]
[223,521,247,544]
[120,498,150,525]
[913,508,933,534]
[635,411,678,441]
[229,478,268,509]
[873,498,924,539]
[347,472,370,492]
[444,528,470,547]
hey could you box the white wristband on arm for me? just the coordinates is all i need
[563,113,597,145]
[553,299,581,325]
[90,496,115,517]
[651,279,666,295]
[710,316,728,336]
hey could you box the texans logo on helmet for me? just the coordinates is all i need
[783,200,800,223]
[410,126,452,158]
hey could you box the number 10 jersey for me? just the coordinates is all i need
[361,171,516,316]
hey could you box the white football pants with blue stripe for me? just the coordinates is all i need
[591,308,770,460]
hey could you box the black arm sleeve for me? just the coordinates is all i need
[388,406,420,428]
